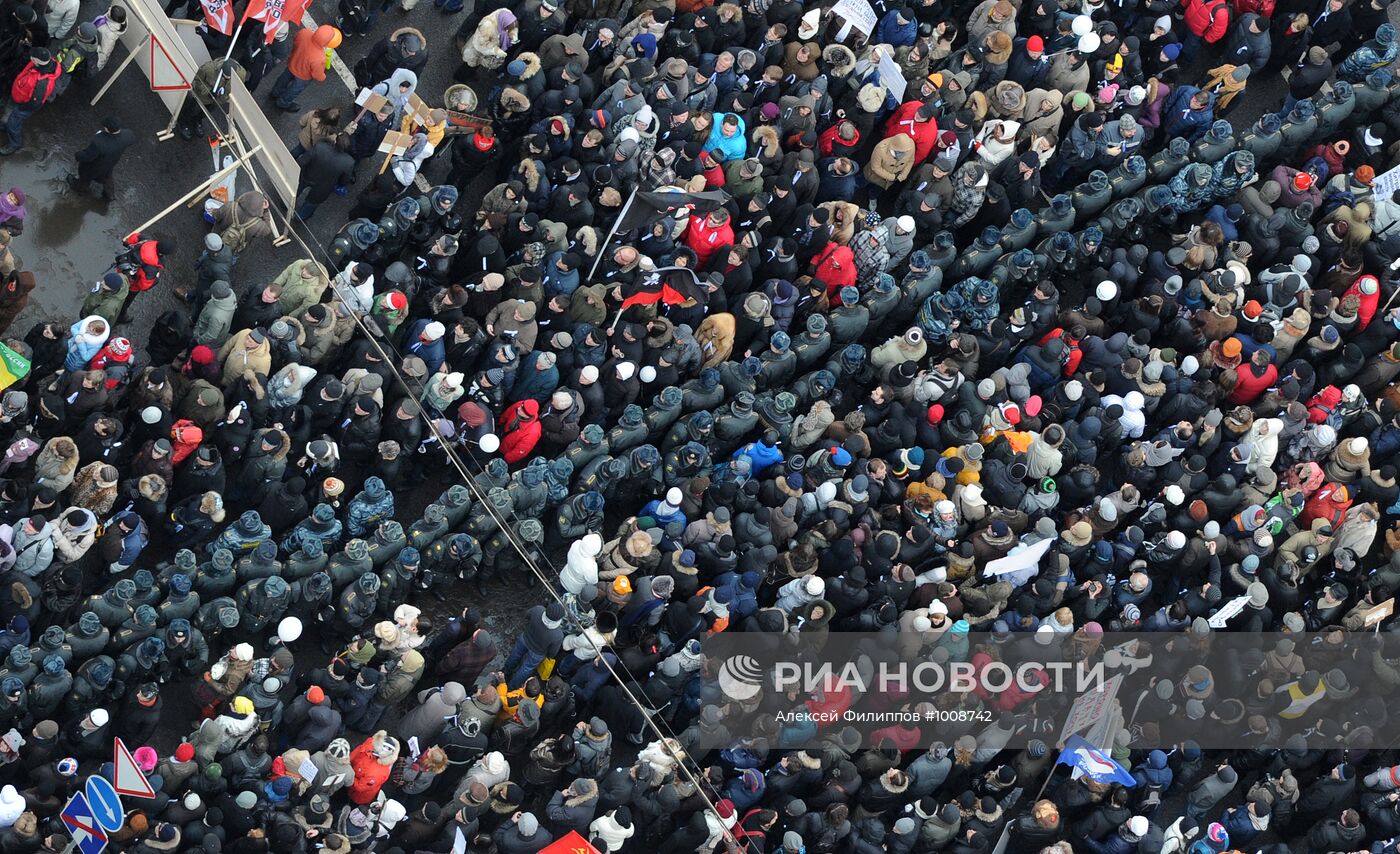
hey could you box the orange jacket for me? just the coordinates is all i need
[287,25,336,82]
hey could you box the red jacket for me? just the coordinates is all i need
[882,100,941,163]
[1300,482,1352,529]
[684,214,734,268]
[88,341,133,389]
[500,399,541,463]
[1228,362,1278,404]
[1232,0,1274,17]
[170,420,204,466]
[819,123,861,158]
[813,243,856,297]
[1307,385,1343,424]
[346,737,394,804]
[1343,276,1381,331]
[702,160,727,190]
[122,233,164,293]
[10,60,63,106]
[1184,0,1231,41]
[1038,328,1083,376]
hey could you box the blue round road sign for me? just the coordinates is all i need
[85,775,123,833]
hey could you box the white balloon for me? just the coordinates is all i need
[277,617,303,643]
[1077,32,1101,53]
[478,433,501,453]
[1071,14,1094,35]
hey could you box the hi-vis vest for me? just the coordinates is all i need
[1277,679,1325,719]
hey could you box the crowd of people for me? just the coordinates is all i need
[5,0,1400,848]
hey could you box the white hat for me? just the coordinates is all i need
[184,793,203,810]
[90,709,109,727]
[234,643,254,661]
[263,677,280,693]
[421,321,445,341]
[1181,355,1199,376]
[896,215,916,234]
[929,600,949,616]
[581,533,603,556]
[639,365,657,383]
[1348,437,1368,455]
[666,487,683,505]
[1164,485,1184,506]
[616,362,636,381]
[804,576,825,597]
[912,615,932,632]
[1128,817,1149,837]
[478,433,501,453]
[580,365,600,383]
[277,616,303,643]
[1096,280,1118,301]
[1166,530,1186,549]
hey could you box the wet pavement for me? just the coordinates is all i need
[0,0,483,335]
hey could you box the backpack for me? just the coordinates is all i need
[219,205,262,254]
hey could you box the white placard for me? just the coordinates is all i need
[832,0,877,34]
[1373,164,1400,200]
[1207,594,1251,628]
[983,537,1054,576]
[1059,673,1122,741]
[297,757,318,782]
[878,52,907,101]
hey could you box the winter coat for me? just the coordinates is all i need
[215,330,273,386]
[501,400,543,464]
[194,288,238,347]
[865,134,917,189]
[346,732,399,804]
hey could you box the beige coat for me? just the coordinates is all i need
[216,329,273,386]
[864,133,917,189]
[695,313,736,368]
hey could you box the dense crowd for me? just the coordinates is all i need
[6,0,1400,849]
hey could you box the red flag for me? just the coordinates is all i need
[241,0,309,43]
[200,0,234,34]
[540,832,600,854]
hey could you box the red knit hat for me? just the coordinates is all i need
[1027,35,1044,52]
[175,743,195,762]
[307,686,325,704]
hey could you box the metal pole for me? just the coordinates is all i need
[89,35,150,106]
[212,19,246,91]
[588,185,638,280]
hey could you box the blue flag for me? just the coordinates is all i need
[1055,735,1136,786]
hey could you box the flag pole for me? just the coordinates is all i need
[211,17,248,91]
[588,185,638,281]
